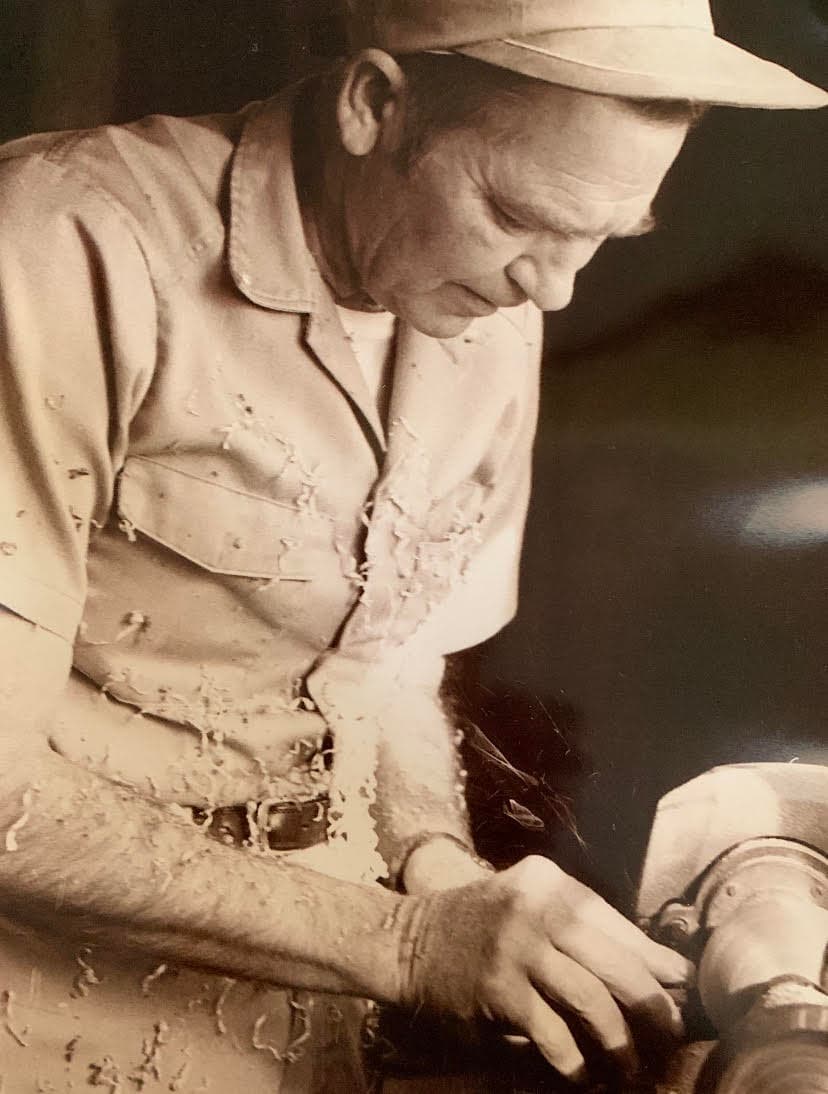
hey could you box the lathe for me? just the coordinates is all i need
[636,762,828,1094]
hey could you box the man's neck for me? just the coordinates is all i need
[292,79,380,313]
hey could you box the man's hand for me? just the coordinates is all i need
[400,854,693,1083]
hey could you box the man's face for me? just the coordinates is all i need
[343,81,689,338]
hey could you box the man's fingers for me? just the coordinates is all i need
[638,935,695,987]
[531,947,640,1076]
[542,867,694,986]
[516,987,587,1083]
[552,923,685,1040]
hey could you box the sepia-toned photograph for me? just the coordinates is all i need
[0,2,826,1091]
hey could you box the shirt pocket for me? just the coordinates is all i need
[116,456,328,581]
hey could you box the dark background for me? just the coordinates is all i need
[2,1,826,910]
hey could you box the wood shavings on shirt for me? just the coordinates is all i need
[5,787,37,851]
[140,964,168,997]
[251,1013,286,1063]
[129,1020,170,1090]
[71,947,102,999]
[316,677,387,884]
[213,978,235,1035]
[251,991,311,1065]
[117,517,137,542]
[168,1059,192,1091]
[1,990,29,1047]
[87,1055,123,1092]
[114,611,150,643]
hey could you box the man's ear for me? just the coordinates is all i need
[336,48,407,157]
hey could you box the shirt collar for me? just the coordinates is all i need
[228,85,319,313]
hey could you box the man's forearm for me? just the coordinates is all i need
[373,684,489,891]
[0,743,409,1001]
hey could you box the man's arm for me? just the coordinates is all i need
[0,609,411,1001]
[368,665,491,892]
[1,613,694,1084]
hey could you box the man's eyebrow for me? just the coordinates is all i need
[610,211,658,239]
[550,211,658,241]
[503,198,658,241]
[493,191,659,241]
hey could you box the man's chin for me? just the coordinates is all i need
[393,303,475,339]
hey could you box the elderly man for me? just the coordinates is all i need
[0,1,824,1090]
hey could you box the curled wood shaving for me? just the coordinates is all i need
[251,992,311,1065]
[168,1060,191,1091]
[140,964,168,997]
[129,1020,169,1090]
[71,948,102,999]
[87,1055,123,1092]
[214,978,235,1035]
[5,788,36,852]
[1,990,29,1047]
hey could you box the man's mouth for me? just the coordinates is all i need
[450,284,498,317]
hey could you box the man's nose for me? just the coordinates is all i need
[506,237,601,312]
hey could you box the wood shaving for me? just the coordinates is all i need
[5,788,36,852]
[117,517,137,542]
[214,978,235,1035]
[71,948,102,999]
[87,1055,123,1092]
[286,993,312,1060]
[140,964,168,997]
[251,993,311,1066]
[251,1013,286,1062]
[1,990,29,1047]
[168,1060,191,1091]
[129,1020,169,1090]
[114,611,150,643]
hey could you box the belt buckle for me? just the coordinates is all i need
[260,796,329,851]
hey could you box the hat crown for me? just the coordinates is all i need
[344,0,715,52]
[342,0,827,110]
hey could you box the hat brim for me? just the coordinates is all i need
[455,28,828,109]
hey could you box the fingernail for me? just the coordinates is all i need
[664,953,695,986]
[666,995,686,1039]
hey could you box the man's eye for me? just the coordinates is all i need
[492,203,526,233]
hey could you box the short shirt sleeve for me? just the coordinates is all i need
[0,145,157,641]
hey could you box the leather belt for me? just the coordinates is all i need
[193,796,329,851]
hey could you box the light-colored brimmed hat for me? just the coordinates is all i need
[343,0,827,109]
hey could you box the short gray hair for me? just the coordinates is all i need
[395,52,705,170]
